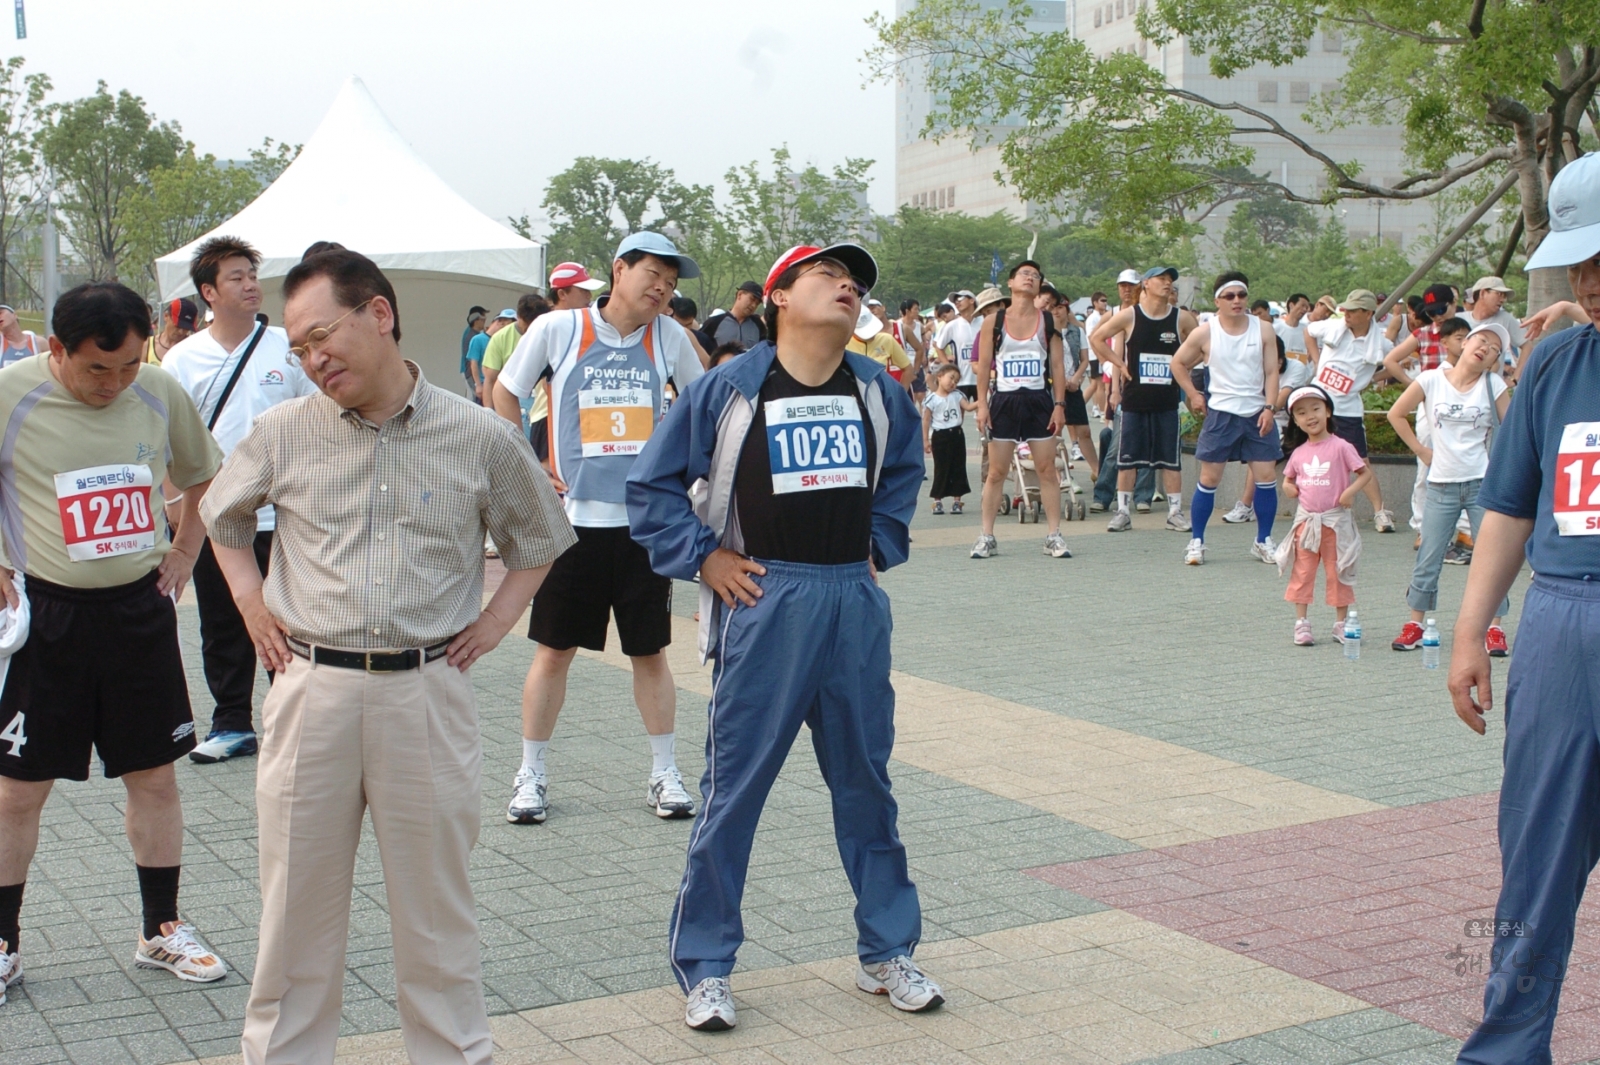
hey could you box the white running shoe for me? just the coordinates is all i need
[970,534,998,559]
[857,956,944,1012]
[135,922,227,983]
[1106,510,1132,532]
[1221,501,1254,524]
[507,766,548,824]
[1043,532,1073,558]
[0,939,19,1006]
[1165,510,1192,532]
[1070,443,1085,461]
[1184,538,1206,566]
[685,976,736,1031]
[1374,508,1397,533]
[648,767,696,819]
[1249,537,1277,564]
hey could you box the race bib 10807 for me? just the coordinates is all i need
[765,396,867,495]
[1555,421,1600,535]
[54,463,155,561]
[1138,353,1172,386]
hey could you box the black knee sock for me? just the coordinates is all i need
[0,881,21,951]
[135,865,180,940]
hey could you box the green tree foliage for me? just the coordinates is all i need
[540,156,713,275]
[0,57,50,306]
[123,150,265,292]
[40,82,183,280]
[1218,199,1413,304]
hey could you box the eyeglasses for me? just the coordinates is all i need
[1217,291,1249,302]
[287,297,377,365]
[1013,269,1042,281]
[799,259,868,299]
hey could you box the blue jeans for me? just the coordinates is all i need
[1094,423,1154,507]
[1407,479,1511,616]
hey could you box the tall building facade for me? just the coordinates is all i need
[895,0,1435,253]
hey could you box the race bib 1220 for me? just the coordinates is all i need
[1555,421,1600,535]
[765,396,867,494]
[54,463,155,561]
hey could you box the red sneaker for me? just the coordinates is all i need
[1392,621,1424,651]
[1486,625,1509,658]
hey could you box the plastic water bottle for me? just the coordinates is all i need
[1422,617,1441,670]
[1343,608,1362,660]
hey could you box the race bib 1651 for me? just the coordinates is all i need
[765,396,867,494]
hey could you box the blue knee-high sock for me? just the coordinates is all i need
[1253,481,1278,542]
[1190,484,1217,541]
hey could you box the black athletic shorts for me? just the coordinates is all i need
[528,525,672,655]
[1331,414,1369,458]
[957,384,977,401]
[1116,408,1182,470]
[528,416,550,464]
[1064,389,1089,427]
[988,389,1056,443]
[0,570,196,782]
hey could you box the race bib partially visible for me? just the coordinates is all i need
[765,396,867,495]
[1554,422,1600,535]
[578,387,653,457]
[55,464,155,561]
[999,356,1045,390]
[1316,364,1355,396]
[1137,353,1172,386]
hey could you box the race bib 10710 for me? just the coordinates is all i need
[54,463,155,561]
[765,396,867,494]
[1555,421,1600,535]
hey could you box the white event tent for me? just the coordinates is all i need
[157,76,544,389]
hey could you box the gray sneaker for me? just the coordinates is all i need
[858,956,944,1012]
[685,976,736,1031]
[1165,510,1192,532]
[507,767,548,824]
[970,534,998,559]
[1043,532,1072,558]
[1106,510,1132,532]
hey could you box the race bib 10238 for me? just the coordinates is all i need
[765,396,867,494]
[1555,421,1600,535]
[54,463,155,560]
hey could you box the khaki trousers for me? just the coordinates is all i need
[242,651,491,1065]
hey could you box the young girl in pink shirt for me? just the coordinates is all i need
[1276,385,1375,646]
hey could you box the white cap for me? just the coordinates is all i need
[1467,320,1511,353]
[854,305,883,340]
[1527,153,1600,271]
[1116,269,1140,285]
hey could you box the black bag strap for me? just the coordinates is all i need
[207,313,269,432]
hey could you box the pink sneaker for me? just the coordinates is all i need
[1294,619,1314,646]
[1332,620,1348,645]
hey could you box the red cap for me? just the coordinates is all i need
[547,262,607,291]
[763,243,878,299]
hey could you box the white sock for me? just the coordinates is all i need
[521,738,548,776]
[1169,491,1183,513]
[649,732,676,776]
[1117,491,1131,514]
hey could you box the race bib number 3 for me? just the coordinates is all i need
[578,387,654,457]
[1138,353,1172,386]
[1555,422,1600,535]
[55,463,155,561]
[765,396,867,494]
[1316,364,1355,396]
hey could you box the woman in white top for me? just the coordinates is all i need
[1385,322,1514,655]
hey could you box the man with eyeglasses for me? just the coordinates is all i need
[201,248,573,1064]
[161,236,315,766]
[492,232,705,826]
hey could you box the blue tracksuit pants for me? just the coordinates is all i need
[1458,575,1600,1064]
[668,559,922,992]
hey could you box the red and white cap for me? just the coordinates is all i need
[763,243,878,299]
[548,262,607,291]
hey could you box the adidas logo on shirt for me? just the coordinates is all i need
[1301,457,1332,488]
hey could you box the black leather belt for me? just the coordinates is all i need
[287,638,452,673]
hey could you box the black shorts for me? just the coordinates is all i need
[1117,408,1182,469]
[1331,414,1369,458]
[1063,389,1089,427]
[988,389,1056,443]
[528,525,672,655]
[1089,359,1100,380]
[0,571,195,782]
[957,384,977,401]
[528,416,550,464]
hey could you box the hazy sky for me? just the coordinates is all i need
[8,0,901,233]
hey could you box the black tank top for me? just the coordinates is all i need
[1121,304,1182,413]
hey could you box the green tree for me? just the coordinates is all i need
[541,156,711,273]
[872,0,1600,308]
[40,82,183,280]
[123,149,265,294]
[868,207,1031,302]
[0,56,50,307]
[1219,201,1412,305]
[245,137,300,187]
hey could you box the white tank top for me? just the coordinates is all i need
[1206,317,1267,417]
[994,313,1048,393]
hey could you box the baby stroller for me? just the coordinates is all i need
[998,438,1088,523]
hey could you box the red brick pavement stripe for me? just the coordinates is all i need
[1027,791,1600,1065]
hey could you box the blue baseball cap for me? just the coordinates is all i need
[1142,265,1179,282]
[1526,152,1600,271]
[613,231,701,280]
[495,308,517,320]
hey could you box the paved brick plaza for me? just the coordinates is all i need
[3,445,1591,1064]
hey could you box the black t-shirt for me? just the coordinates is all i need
[734,359,876,565]
[1121,304,1184,412]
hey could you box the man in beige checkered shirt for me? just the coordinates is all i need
[201,249,575,1065]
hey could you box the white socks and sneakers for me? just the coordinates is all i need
[687,956,943,1031]
[511,735,695,823]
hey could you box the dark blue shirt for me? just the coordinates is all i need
[1479,322,1600,579]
